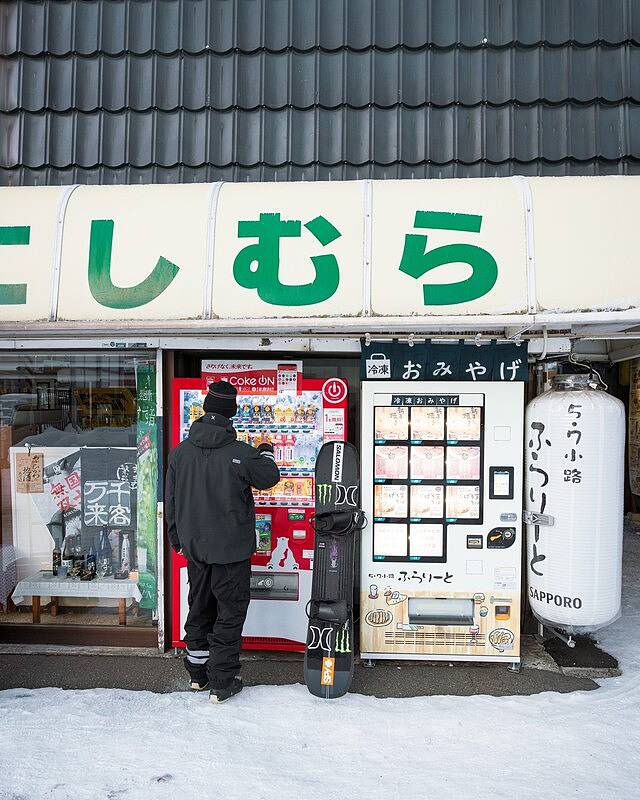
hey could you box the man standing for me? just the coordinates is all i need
[165,381,280,703]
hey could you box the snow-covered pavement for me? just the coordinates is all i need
[2,533,639,800]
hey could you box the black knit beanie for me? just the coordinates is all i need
[203,380,238,419]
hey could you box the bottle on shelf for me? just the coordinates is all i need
[61,533,73,571]
[284,434,295,465]
[71,534,85,576]
[97,529,113,578]
[120,532,131,576]
[52,543,61,576]
[86,542,97,577]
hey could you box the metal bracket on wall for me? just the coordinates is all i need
[510,175,537,316]
[523,511,555,527]
[202,181,224,321]
[361,179,373,317]
[49,184,79,322]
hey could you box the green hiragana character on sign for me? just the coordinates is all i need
[0,225,30,304]
[233,212,341,306]
[399,211,498,305]
[88,220,180,309]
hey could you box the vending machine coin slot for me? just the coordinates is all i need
[495,605,511,621]
[487,527,516,549]
[467,535,483,549]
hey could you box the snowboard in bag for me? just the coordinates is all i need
[304,441,364,698]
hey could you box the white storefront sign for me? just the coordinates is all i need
[0,176,639,326]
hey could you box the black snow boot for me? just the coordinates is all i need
[209,676,243,704]
[190,673,210,692]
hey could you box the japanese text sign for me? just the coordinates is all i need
[361,340,528,382]
[1,177,640,324]
[81,447,138,530]
[15,452,44,493]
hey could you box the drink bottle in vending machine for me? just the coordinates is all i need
[170,361,349,651]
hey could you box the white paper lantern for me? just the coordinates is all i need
[525,375,625,633]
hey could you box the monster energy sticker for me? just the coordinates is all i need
[317,483,332,505]
[336,623,351,654]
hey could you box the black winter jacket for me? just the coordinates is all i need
[165,413,280,564]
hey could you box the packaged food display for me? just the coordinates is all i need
[410,446,445,479]
[411,406,445,440]
[446,406,482,440]
[375,406,409,440]
[374,446,409,479]
[446,446,481,480]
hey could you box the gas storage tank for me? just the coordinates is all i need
[525,374,625,633]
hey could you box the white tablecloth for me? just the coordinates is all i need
[12,573,142,605]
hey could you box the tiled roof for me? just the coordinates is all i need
[2,0,640,185]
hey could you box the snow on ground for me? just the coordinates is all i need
[2,534,640,800]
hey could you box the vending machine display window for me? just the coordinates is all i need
[373,523,408,558]
[410,485,444,519]
[374,484,408,518]
[369,396,484,563]
[446,406,482,441]
[410,446,445,480]
[446,484,481,520]
[409,524,444,558]
[374,445,408,479]
[375,406,409,441]
[446,446,481,480]
[410,406,445,440]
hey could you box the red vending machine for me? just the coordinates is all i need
[170,360,348,651]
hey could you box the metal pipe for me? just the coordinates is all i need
[545,625,576,648]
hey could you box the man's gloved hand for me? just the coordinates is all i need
[257,442,274,454]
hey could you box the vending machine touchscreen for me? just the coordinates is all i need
[170,362,349,651]
[360,381,523,664]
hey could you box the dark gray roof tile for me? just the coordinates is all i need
[5,0,640,57]
[4,105,639,169]
[3,0,639,184]
[3,156,640,187]
[5,46,640,114]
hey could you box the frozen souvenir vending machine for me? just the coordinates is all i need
[360,381,524,664]
[170,361,349,651]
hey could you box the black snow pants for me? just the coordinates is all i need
[183,558,251,689]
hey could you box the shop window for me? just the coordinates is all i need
[0,352,158,636]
